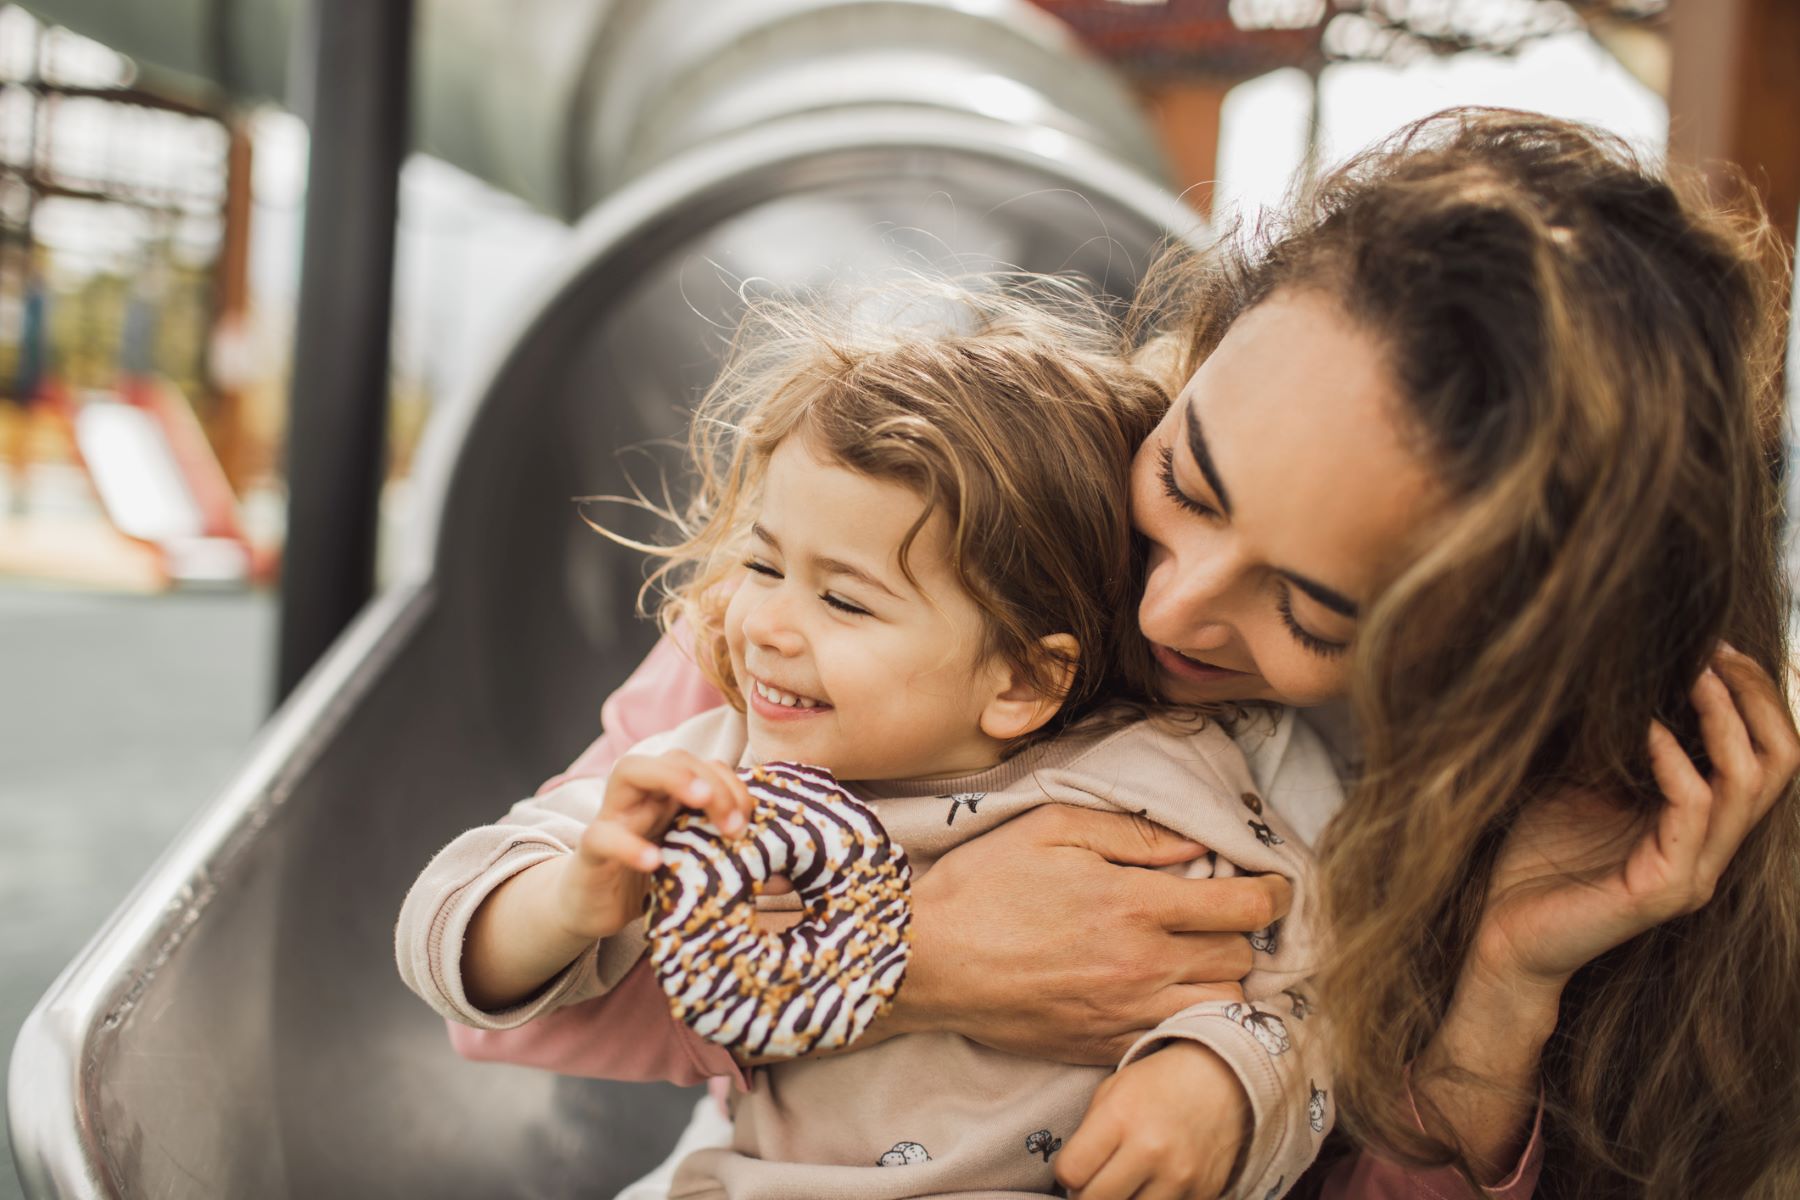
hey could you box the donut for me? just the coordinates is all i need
[646,761,912,1058]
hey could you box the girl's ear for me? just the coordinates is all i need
[978,633,1080,742]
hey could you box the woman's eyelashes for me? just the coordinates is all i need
[1275,582,1349,658]
[1157,444,1220,519]
[741,559,872,618]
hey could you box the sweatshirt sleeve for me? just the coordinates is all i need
[396,703,745,1035]
[447,957,748,1090]
[1313,1093,1544,1199]
[394,773,641,1029]
[1120,987,1332,1200]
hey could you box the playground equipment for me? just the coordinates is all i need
[9,2,1201,1195]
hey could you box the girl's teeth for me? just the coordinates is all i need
[756,680,819,709]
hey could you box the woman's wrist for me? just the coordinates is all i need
[1411,950,1561,1185]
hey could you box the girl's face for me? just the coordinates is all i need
[1131,289,1444,708]
[723,436,1014,781]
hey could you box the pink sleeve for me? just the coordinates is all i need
[1316,1095,1544,1199]
[534,629,727,793]
[444,629,737,1086]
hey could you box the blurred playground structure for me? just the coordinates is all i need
[0,0,1769,599]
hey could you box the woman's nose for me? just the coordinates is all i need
[1142,542,1239,651]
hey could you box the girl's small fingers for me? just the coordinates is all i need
[642,750,731,818]
[582,820,663,874]
[613,752,703,805]
[1134,1172,1210,1200]
[690,759,751,834]
[1072,1144,1151,1200]
[1054,1112,1117,1193]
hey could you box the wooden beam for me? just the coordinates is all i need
[1668,0,1800,248]
[1134,78,1231,217]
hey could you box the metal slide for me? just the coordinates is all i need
[8,2,1201,1194]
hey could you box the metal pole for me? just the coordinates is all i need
[275,0,413,702]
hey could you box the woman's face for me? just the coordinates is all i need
[1131,288,1445,707]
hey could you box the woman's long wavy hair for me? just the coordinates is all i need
[1138,109,1800,1196]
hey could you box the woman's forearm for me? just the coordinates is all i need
[1412,960,1560,1183]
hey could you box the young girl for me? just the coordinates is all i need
[397,279,1342,1198]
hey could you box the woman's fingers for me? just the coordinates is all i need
[1157,981,1247,1012]
[1711,644,1800,803]
[1687,647,1800,883]
[1038,806,1208,869]
[1132,870,1291,935]
[1646,720,1711,877]
[1693,665,1760,797]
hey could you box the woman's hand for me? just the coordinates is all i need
[1056,1042,1249,1200]
[1474,644,1799,990]
[1417,644,1799,1181]
[884,805,1291,1065]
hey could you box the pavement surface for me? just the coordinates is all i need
[0,581,273,1199]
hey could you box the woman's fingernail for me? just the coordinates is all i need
[689,780,713,799]
[640,849,661,871]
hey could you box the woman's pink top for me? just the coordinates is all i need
[445,632,1543,1198]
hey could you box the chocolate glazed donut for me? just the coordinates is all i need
[647,762,912,1058]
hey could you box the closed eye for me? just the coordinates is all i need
[822,593,870,617]
[1159,444,1220,519]
[744,560,870,617]
[1276,582,1349,658]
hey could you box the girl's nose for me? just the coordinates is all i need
[742,590,806,657]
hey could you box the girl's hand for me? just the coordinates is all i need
[1474,644,1799,991]
[1056,1042,1248,1200]
[555,751,754,942]
[888,805,1289,1065]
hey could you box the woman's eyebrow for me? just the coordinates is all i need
[1281,571,1360,619]
[1185,399,1233,517]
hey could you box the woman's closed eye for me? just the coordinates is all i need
[1158,444,1221,519]
[1275,581,1349,658]
[742,559,871,617]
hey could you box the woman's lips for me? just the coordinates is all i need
[1150,641,1249,682]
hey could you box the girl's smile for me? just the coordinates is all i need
[747,675,833,718]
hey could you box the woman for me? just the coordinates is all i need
[454,109,1800,1197]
